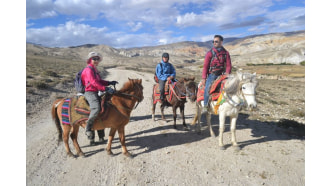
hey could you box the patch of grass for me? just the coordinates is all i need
[30,81,48,89]
[278,101,288,105]
[300,61,305,66]
[290,109,305,117]
[264,97,278,104]
[43,70,59,77]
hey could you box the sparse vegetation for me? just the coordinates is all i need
[300,61,305,66]
[30,81,48,89]
[246,62,294,66]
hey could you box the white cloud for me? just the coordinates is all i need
[266,7,305,32]
[26,21,186,48]
[127,22,143,32]
[27,0,57,19]
[26,0,305,48]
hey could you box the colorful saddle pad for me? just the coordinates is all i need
[196,75,227,102]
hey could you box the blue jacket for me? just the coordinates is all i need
[155,60,176,81]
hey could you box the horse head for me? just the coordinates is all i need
[112,78,144,107]
[237,72,258,110]
[183,77,197,102]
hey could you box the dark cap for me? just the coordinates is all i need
[162,53,169,58]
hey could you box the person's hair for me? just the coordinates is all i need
[214,35,223,41]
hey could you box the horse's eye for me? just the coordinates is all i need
[242,86,246,89]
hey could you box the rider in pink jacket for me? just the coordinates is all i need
[81,52,118,143]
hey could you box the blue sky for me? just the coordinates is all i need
[26,0,305,48]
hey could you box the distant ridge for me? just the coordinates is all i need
[27,30,305,65]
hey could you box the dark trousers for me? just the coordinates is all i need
[159,79,166,100]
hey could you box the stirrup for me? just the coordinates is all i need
[201,106,208,114]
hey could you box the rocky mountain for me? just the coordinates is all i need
[26,30,305,67]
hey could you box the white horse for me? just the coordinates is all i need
[191,72,258,150]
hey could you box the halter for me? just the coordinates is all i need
[107,82,143,118]
[115,83,143,109]
[217,79,255,108]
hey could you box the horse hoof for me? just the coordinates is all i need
[219,146,225,150]
[123,152,133,159]
[78,152,86,157]
[233,146,241,151]
[107,150,114,156]
[67,152,75,158]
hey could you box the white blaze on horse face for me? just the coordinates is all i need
[242,82,257,108]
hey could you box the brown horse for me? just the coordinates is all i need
[151,77,197,129]
[51,78,143,158]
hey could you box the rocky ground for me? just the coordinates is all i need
[26,68,305,185]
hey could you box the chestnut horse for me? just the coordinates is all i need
[51,78,143,158]
[151,77,197,129]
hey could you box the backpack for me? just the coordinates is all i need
[154,63,163,83]
[209,48,227,76]
[74,66,96,93]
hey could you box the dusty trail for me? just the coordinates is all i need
[26,69,304,185]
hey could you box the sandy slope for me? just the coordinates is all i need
[26,69,304,185]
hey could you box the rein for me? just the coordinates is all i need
[106,83,143,118]
[169,82,186,101]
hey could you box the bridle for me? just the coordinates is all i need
[115,83,143,109]
[106,83,143,120]
[170,80,196,101]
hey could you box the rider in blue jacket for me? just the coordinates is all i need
[155,53,176,104]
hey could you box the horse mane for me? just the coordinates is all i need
[224,74,240,95]
[117,79,142,93]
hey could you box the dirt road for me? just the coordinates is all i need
[26,69,304,185]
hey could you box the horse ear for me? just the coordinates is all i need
[190,76,195,81]
[236,71,243,80]
[139,79,142,84]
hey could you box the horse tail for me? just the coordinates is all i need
[51,99,63,145]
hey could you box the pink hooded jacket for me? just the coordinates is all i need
[81,64,109,92]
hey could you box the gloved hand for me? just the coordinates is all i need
[108,81,119,86]
[105,87,115,94]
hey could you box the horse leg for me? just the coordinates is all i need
[106,127,116,156]
[191,103,201,134]
[151,94,156,121]
[118,126,132,158]
[62,125,75,157]
[230,116,241,151]
[180,104,188,130]
[160,104,166,121]
[206,113,215,137]
[219,113,226,150]
[172,106,177,129]
[70,124,85,157]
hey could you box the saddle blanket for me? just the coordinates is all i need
[61,99,71,125]
[197,75,227,102]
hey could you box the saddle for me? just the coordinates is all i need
[197,74,227,102]
[61,93,111,126]
[152,81,178,104]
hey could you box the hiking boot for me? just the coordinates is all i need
[85,130,93,137]
[99,137,105,143]
[201,106,208,114]
[89,139,95,146]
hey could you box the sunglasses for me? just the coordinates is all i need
[212,40,220,43]
[92,57,100,61]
